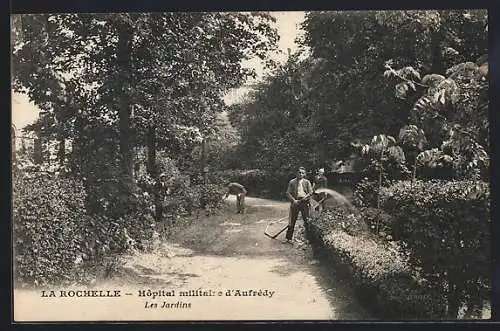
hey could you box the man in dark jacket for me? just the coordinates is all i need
[154,172,169,221]
[285,166,313,242]
[313,168,328,212]
[224,182,247,214]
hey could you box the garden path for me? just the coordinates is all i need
[102,196,374,321]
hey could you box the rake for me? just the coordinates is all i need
[264,192,320,240]
[264,216,289,239]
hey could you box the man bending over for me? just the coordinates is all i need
[224,182,247,214]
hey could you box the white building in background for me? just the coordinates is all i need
[11,94,74,168]
[11,92,39,148]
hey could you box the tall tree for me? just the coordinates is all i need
[230,10,487,172]
[12,12,279,215]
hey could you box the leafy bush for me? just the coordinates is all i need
[352,177,379,208]
[13,170,155,287]
[13,171,95,286]
[114,212,156,251]
[136,156,226,219]
[386,60,489,182]
[379,180,491,318]
[192,183,227,215]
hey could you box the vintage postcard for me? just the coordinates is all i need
[11,9,491,322]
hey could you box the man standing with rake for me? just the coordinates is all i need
[284,166,313,243]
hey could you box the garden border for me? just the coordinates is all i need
[304,220,447,320]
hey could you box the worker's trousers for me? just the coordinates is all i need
[286,200,310,240]
[236,193,246,214]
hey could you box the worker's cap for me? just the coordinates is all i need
[318,168,325,174]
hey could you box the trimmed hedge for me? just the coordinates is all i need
[307,179,491,319]
[361,207,398,240]
[379,180,491,318]
[305,208,447,319]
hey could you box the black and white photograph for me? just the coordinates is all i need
[11,9,491,321]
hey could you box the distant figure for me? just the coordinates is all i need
[224,182,247,214]
[285,166,313,243]
[313,168,328,212]
[154,172,169,221]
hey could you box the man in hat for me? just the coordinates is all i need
[313,168,328,212]
[224,182,247,214]
[154,172,169,221]
[285,166,313,242]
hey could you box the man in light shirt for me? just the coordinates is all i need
[224,182,247,214]
[285,166,313,242]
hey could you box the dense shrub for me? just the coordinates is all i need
[352,178,380,208]
[13,171,95,286]
[137,157,227,219]
[379,180,491,318]
[177,183,227,216]
[195,183,227,212]
[136,166,192,220]
[352,177,399,209]
[13,170,155,287]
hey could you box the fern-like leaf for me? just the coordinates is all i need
[421,74,445,87]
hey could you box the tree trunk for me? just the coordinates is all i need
[447,282,460,319]
[33,137,43,164]
[147,125,163,223]
[201,138,206,171]
[201,138,207,184]
[376,151,384,209]
[154,180,163,222]
[117,26,134,179]
[58,137,65,166]
[146,125,157,177]
[116,23,135,212]
[412,154,418,182]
